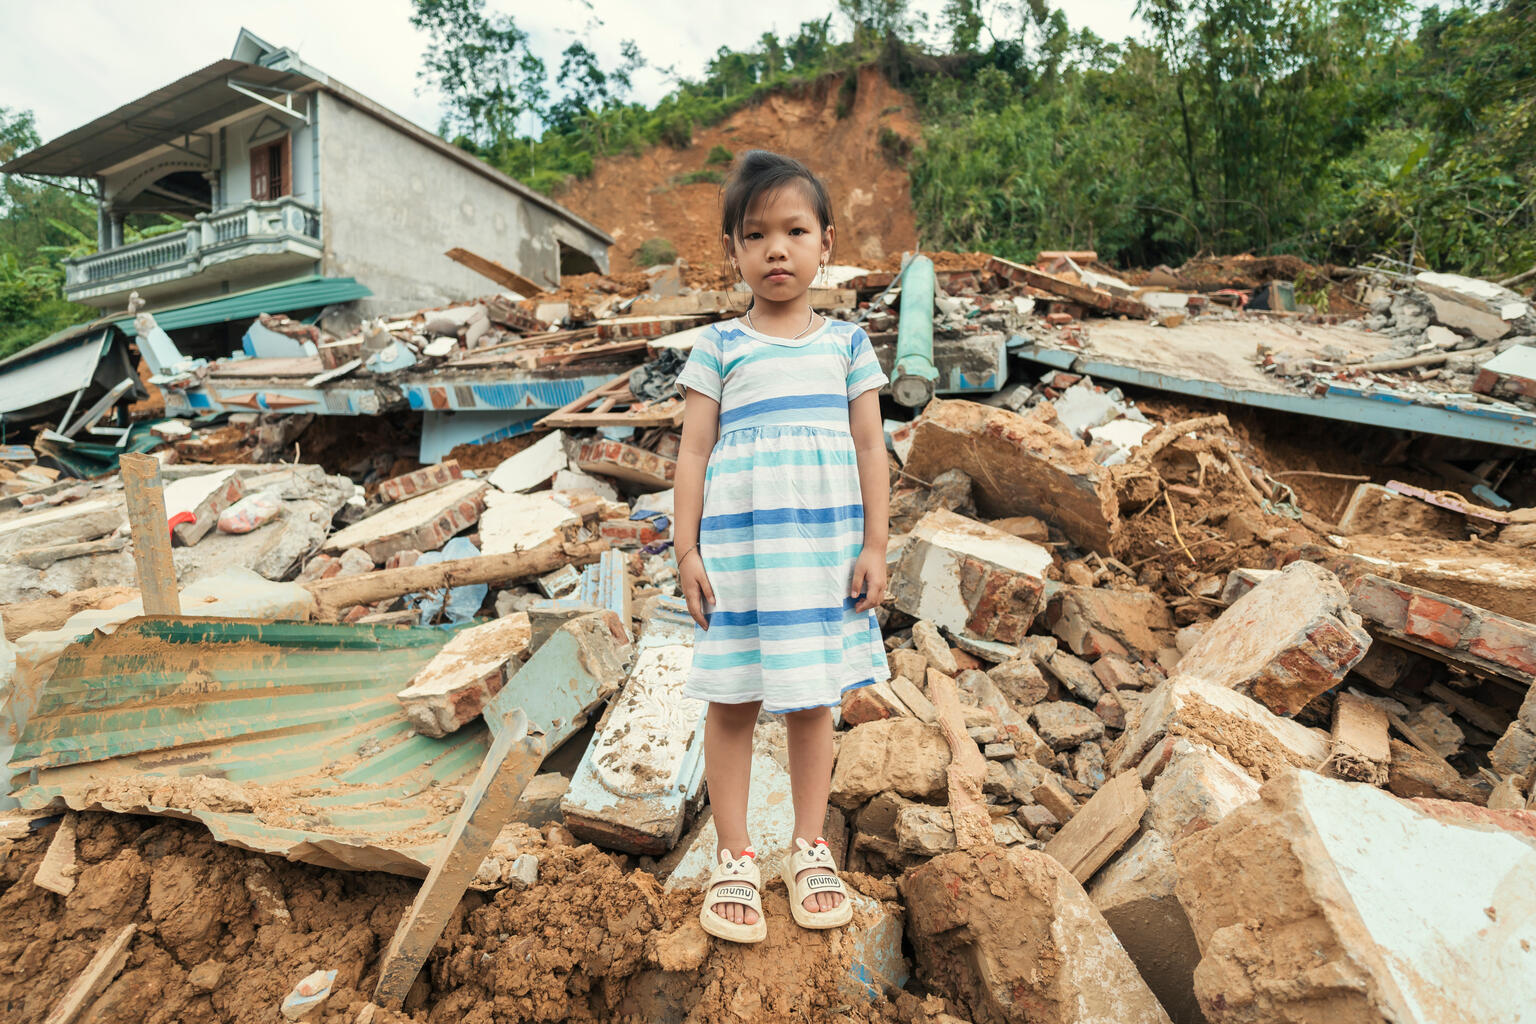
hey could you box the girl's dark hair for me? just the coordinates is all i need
[720,150,834,243]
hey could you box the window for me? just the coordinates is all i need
[249,136,291,201]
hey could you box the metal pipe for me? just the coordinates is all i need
[891,253,939,407]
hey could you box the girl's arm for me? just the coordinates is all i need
[676,388,721,628]
[848,389,889,612]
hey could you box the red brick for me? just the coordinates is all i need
[378,460,463,505]
[1469,618,1536,678]
[1347,576,1410,631]
[842,684,905,726]
[1404,594,1471,649]
[599,519,667,547]
[1079,627,1130,661]
[385,549,423,570]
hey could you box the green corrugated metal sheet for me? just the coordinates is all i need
[7,617,482,876]
[112,275,372,337]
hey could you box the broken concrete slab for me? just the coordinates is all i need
[904,846,1173,1024]
[1337,482,1463,537]
[395,613,532,737]
[478,490,581,557]
[1174,560,1370,715]
[830,717,951,808]
[1175,770,1536,1024]
[1110,676,1331,781]
[324,478,488,563]
[1349,574,1536,684]
[1047,586,1175,662]
[0,498,126,555]
[562,597,704,855]
[889,675,937,724]
[482,610,631,747]
[487,431,569,494]
[890,509,1051,643]
[1041,649,1105,704]
[902,399,1120,554]
[1044,770,1147,885]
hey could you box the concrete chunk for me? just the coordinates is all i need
[1044,770,1147,884]
[487,431,568,493]
[903,846,1173,1024]
[1174,770,1536,1024]
[841,679,911,725]
[890,674,938,724]
[830,718,951,808]
[1111,676,1331,780]
[1042,649,1106,704]
[902,399,1120,554]
[396,613,531,737]
[1031,701,1106,751]
[324,478,488,563]
[1047,586,1174,662]
[1327,692,1391,786]
[891,510,1051,642]
[987,654,1050,707]
[1175,561,1370,715]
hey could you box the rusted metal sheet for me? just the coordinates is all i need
[3,617,597,877]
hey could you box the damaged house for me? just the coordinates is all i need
[0,27,611,434]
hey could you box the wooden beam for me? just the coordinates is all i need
[374,709,546,1008]
[305,538,607,621]
[988,255,1150,318]
[926,669,992,849]
[444,247,541,297]
[44,923,136,1024]
[118,453,180,616]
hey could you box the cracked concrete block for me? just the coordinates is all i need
[831,718,950,808]
[1175,561,1370,716]
[396,612,532,737]
[1031,701,1105,751]
[1047,586,1174,662]
[324,478,488,563]
[904,846,1173,1024]
[1174,771,1536,1024]
[891,510,1051,643]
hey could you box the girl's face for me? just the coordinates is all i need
[724,183,833,302]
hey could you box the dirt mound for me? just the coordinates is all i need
[556,68,922,273]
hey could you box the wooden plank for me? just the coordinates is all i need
[1426,682,1514,736]
[44,923,136,1024]
[444,247,540,297]
[34,812,78,896]
[375,710,546,1008]
[305,537,607,621]
[926,669,992,849]
[208,356,325,378]
[988,255,1150,318]
[1043,770,1147,884]
[536,376,685,430]
[118,453,180,617]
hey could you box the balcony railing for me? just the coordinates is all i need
[65,196,323,294]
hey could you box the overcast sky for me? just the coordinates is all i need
[4,0,1147,143]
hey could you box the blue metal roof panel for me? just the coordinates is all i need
[112,276,371,337]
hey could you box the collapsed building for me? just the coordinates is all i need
[0,236,1534,1024]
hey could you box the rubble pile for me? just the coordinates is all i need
[1,248,1535,1024]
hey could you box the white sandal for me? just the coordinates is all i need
[699,847,767,943]
[780,837,854,930]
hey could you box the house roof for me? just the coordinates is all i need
[2,31,614,246]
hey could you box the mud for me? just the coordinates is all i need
[1,813,918,1024]
[556,68,921,273]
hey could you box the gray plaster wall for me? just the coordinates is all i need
[315,92,607,315]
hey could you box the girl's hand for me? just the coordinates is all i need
[851,546,887,613]
[680,549,716,629]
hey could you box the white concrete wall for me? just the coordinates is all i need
[315,91,606,315]
[221,106,317,206]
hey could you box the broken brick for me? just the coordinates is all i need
[890,510,1051,643]
[376,460,464,505]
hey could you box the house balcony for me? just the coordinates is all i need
[64,197,324,308]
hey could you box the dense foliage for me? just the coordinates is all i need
[1,1,1530,359]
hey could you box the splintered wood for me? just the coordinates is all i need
[926,669,992,849]
[33,812,78,895]
[1327,693,1391,786]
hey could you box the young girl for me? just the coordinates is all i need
[673,150,892,943]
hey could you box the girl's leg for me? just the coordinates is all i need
[784,705,843,914]
[706,699,761,925]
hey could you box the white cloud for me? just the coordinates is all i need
[3,0,1146,143]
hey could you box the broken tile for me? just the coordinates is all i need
[488,431,568,493]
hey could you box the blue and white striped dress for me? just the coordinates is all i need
[675,316,892,713]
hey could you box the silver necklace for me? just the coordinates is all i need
[746,305,816,339]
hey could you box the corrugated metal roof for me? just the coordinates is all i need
[0,329,112,415]
[6,618,491,876]
[111,276,372,337]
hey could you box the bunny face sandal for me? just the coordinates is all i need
[780,837,853,930]
[700,846,768,943]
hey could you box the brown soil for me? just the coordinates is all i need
[555,68,921,274]
[0,813,915,1024]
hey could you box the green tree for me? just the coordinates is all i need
[410,0,548,155]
